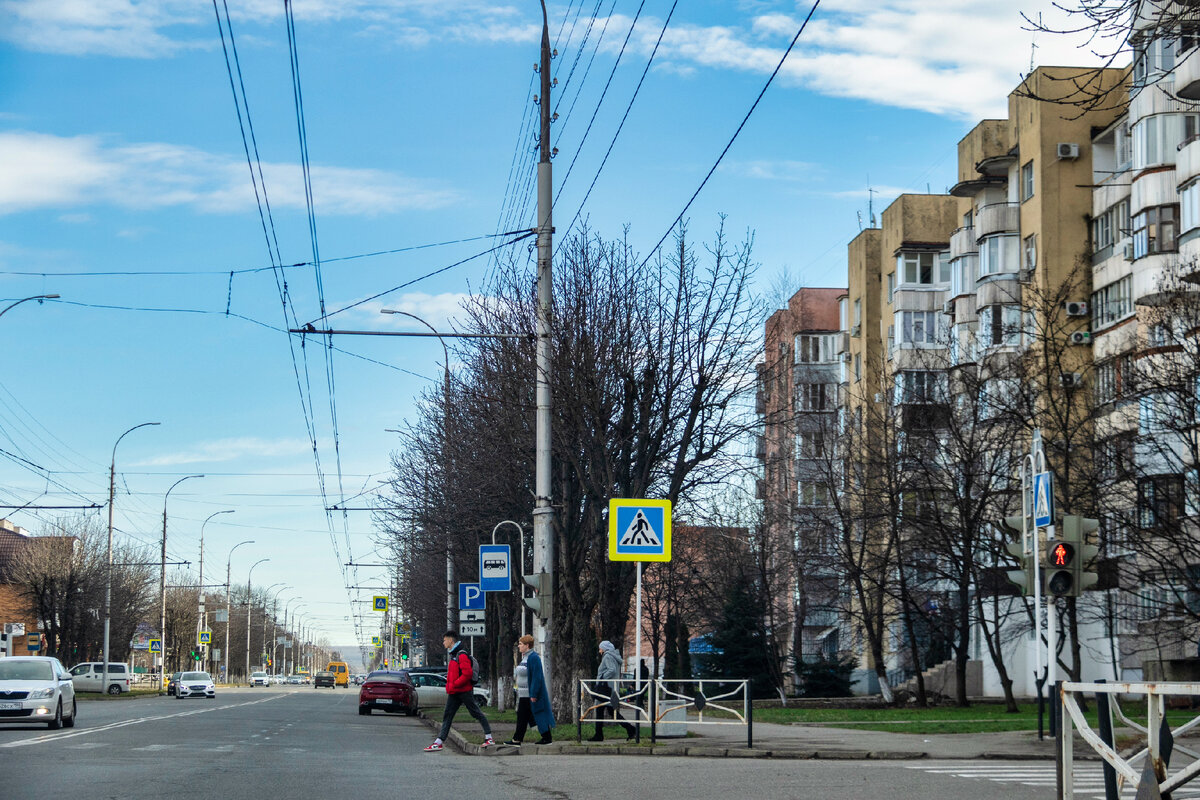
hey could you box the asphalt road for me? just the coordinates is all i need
[0,687,1071,800]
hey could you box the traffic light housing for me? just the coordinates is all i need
[1002,514,1035,595]
[190,650,201,662]
[523,570,553,622]
[1045,515,1101,597]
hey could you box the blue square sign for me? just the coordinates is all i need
[459,582,484,611]
[479,544,511,592]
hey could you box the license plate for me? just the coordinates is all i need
[376,698,392,704]
[0,702,20,710]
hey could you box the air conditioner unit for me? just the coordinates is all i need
[1069,331,1092,345]
[1057,142,1080,159]
[1123,242,1135,261]
[1065,301,1089,316]
[943,300,954,315]
[842,352,852,363]
[1060,372,1083,388]
[851,324,861,338]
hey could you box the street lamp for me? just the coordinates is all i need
[245,559,269,681]
[103,422,159,693]
[257,582,286,675]
[380,307,454,631]
[198,510,234,673]
[160,474,203,692]
[0,293,60,318]
[225,540,254,684]
[283,599,305,674]
[268,589,292,674]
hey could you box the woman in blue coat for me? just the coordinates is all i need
[504,635,555,745]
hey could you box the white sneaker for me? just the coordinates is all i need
[480,736,494,749]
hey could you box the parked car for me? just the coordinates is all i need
[313,670,336,688]
[166,671,183,696]
[249,671,269,687]
[68,662,132,694]
[176,671,216,700]
[0,656,76,729]
[409,671,490,707]
[357,670,417,716]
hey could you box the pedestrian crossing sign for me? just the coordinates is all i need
[608,498,671,562]
[373,596,388,612]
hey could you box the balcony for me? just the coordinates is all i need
[1179,135,1200,187]
[1179,47,1200,101]
[976,202,1019,238]
[949,226,977,259]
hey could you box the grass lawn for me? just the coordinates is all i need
[748,703,1200,735]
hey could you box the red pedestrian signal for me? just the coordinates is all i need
[1052,542,1073,567]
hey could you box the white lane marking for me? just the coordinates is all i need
[0,695,286,749]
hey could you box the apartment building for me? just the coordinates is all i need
[756,287,845,672]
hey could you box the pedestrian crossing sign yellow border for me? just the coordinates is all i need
[608,498,671,562]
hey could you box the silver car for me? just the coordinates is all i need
[176,671,216,699]
[409,671,491,707]
[0,656,77,729]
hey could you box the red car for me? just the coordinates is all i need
[358,670,418,716]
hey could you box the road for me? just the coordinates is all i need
[0,686,1146,800]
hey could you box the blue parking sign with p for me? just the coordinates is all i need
[459,582,484,611]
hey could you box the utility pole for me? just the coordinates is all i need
[533,0,556,689]
[160,474,202,693]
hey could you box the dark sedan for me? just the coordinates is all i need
[166,671,182,696]
[358,670,418,716]
[314,670,336,688]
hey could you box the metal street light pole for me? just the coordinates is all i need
[0,293,60,319]
[160,474,203,692]
[283,600,304,674]
[245,559,269,680]
[260,583,287,673]
[198,510,234,674]
[270,592,292,675]
[103,422,159,693]
[380,308,455,632]
[224,540,254,684]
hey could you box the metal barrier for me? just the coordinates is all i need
[576,678,753,748]
[1059,680,1200,799]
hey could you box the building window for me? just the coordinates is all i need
[1116,122,1133,171]
[979,304,1022,348]
[1023,234,1037,271]
[799,481,830,507]
[1021,161,1034,201]
[1097,433,1135,481]
[898,311,940,345]
[1139,475,1184,528]
[1092,210,1113,252]
[1183,181,1200,235]
[853,299,862,328]
[854,353,861,382]
[895,371,946,404]
[796,334,837,363]
[980,379,1018,420]
[1133,204,1179,258]
[886,273,895,302]
[1092,276,1133,329]
[797,429,827,459]
[798,383,832,411]
[898,252,946,286]
[1094,356,1130,406]
[979,235,1018,276]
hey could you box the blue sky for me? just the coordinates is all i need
[0,0,1102,656]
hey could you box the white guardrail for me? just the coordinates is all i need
[577,678,753,748]
[1060,680,1200,799]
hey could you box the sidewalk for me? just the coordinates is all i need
[422,714,1081,761]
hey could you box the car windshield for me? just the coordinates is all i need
[0,661,53,681]
[252,672,267,677]
[365,672,407,683]
[181,672,210,681]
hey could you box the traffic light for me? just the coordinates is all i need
[1044,539,1076,597]
[1002,514,1035,595]
[400,636,409,661]
[190,650,200,662]
[523,570,553,621]
[1062,515,1101,595]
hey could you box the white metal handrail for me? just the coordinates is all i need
[1060,680,1200,799]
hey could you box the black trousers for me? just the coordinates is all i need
[438,691,491,741]
[513,697,533,741]
[593,703,635,738]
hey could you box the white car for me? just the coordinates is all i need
[67,662,132,694]
[176,671,216,699]
[0,656,77,729]
[249,671,269,687]
[408,671,491,707]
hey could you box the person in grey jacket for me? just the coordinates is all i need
[588,640,635,741]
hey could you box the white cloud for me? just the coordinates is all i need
[133,436,315,466]
[363,292,475,329]
[830,185,910,200]
[721,159,818,181]
[0,131,459,216]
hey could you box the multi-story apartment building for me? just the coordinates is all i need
[756,288,845,675]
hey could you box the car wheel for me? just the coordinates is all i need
[176,694,184,700]
[63,699,76,728]
[47,701,62,730]
[106,684,121,695]
[358,706,369,715]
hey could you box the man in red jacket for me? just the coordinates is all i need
[424,630,494,751]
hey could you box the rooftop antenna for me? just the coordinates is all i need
[868,183,878,228]
[1029,16,1040,73]
[857,210,863,232]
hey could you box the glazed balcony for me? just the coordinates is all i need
[976,202,1019,239]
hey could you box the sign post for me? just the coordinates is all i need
[609,499,672,697]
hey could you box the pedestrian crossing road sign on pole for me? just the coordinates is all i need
[198,630,211,646]
[608,498,671,562]
[149,639,162,653]
[1033,471,1054,527]
[373,596,388,612]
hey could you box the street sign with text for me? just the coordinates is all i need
[459,622,485,637]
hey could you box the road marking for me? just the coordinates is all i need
[0,695,286,749]
[907,764,1200,799]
